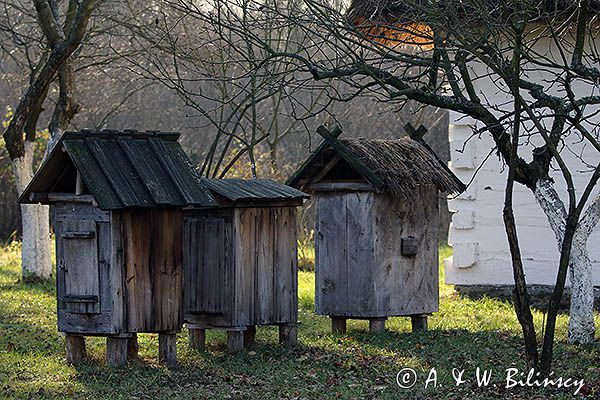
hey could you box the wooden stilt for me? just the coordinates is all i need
[278,323,298,346]
[243,326,256,348]
[65,334,86,365]
[369,317,387,333]
[189,327,206,351]
[411,315,428,332]
[158,333,177,366]
[106,337,128,367]
[331,317,347,334]
[227,330,244,353]
[127,333,139,360]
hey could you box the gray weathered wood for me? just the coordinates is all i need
[61,219,99,314]
[411,315,428,332]
[227,330,244,353]
[274,207,298,324]
[182,205,299,344]
[346,192,376,315]
[106,337,128,367]
[256,208,274,324]
[374,188,439,316]
[369,317,387,333]
[315,194,348,316]
[158,333,177,366]
[183,210,234,329]
[53,203,110,222]
[65,334,86,365]
[188,328,206,351]
[308,182,374,192]
[243,325,256,348]
[110,211,126,334]
[278,323,298,346]
[331,317,347,334]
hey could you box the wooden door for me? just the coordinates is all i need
[183,212,232,319]
[60,219,100,314]
[54,204,121,334]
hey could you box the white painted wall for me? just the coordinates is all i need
[445,33,600,287]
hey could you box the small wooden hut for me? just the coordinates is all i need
[288,126,465,334]
[183,179,308,352]
[19,129,217,366]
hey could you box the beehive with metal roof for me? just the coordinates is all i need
[17,129,217,367]
[183,181,308,352]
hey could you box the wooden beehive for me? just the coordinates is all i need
[19,129,217,366]
[183,179,308,352]
[288,126,465,334]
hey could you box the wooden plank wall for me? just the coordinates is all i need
[373,186,439,316]
[121,209,183,333]
[234,207,298,327]
[183,210,233,327]
[314,188,439,318]
[314,192,376,316]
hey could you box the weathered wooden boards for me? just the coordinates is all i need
[314,187,439,334]
[54,205,184,366]
[122,209,183,333]
[184,206,299,352]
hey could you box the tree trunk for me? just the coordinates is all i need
[12,140,52,280]
[567,240,595,344]
[533,179,597,345]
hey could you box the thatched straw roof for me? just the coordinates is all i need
[287,127,465,198]
[348,0,600,28]
[337,137,465,198]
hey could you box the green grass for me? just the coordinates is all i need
[0,243,598,399]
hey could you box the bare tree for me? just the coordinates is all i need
[166,0,600,373]
[1,0,104,280]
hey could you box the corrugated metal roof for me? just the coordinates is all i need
[203,179,308,202]
[19,130,217,209]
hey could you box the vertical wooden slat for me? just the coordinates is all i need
[110,211,126,334]
[346,192,376,315]
[256,208,274,324]
[274,207,298,323]
[124,209,183,333]
[314,193,348,316]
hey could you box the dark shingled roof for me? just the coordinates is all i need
[287,126,465,198]
[19,129,217,209]
[203,179,308,203]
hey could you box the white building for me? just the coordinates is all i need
[446,107,600,288]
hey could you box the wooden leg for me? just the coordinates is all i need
[411,315,428,332]
[279,323,298,346]
[106,337,128,367]
[189,328,206,351]
[369,317,387,333]
[331,317,347,335]
[127,333,139,360]
[159,333,177,367]
[65,334,86,365]
[227,330,244,353]
[243,326,256,348]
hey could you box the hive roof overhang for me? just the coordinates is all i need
[287,125,466,198]
[203,178,309,205]
[19,129,217,210]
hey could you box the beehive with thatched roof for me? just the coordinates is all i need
[288,125,465,334]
